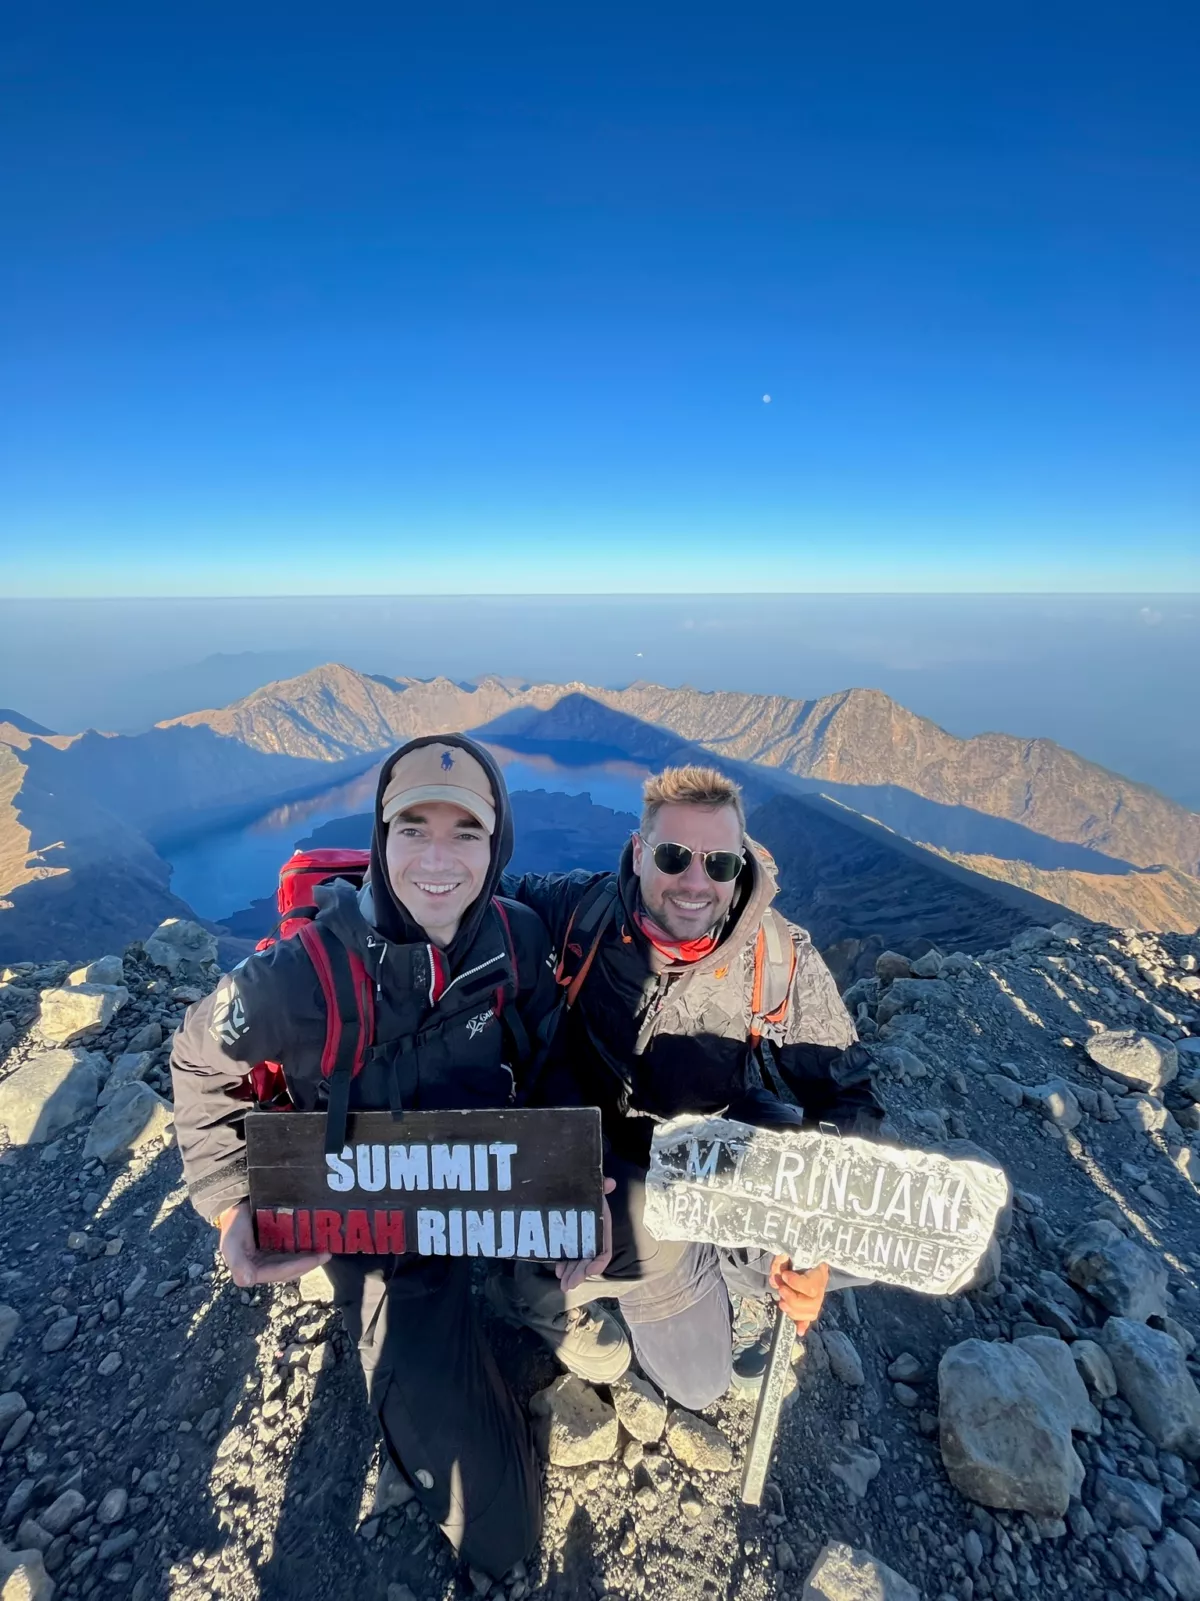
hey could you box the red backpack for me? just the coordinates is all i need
[248,848,375,1106]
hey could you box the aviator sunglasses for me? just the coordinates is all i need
[638,834,745,883]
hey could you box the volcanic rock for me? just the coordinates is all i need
[36,984,128,1045]
[664,1411,733,1473]
[611,1375,667,1444]
[529,1376,618,1466]
[66,956,124,987]
[82,1082,174,1164]
[1085,1029,1178,1092]
[801,1540,920,1600]
[937,1339,1083,1516]
[143,919,218,977]
[1100,1316,1200,1457]
[1013,1335,1101,1434]
[1061,1219,1169,1320]
[0,1050,102,1145]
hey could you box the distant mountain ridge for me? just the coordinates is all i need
[169,664,1200,875]
[3,661,1199,960]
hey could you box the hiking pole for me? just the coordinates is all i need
[742,1121,840,1505]
[740,1288,795,1505]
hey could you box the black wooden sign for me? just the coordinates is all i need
[246,1107,604,1260]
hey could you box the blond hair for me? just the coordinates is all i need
[641,765,746,836]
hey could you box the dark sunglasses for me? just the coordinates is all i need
[639,835,745,883]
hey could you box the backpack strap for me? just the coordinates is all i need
[295,921,376,1154]
[554,878,620,1007]
[749,909,797,1045]
[490,897,529,1065]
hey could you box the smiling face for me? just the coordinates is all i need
[385,800,492,946]
[632,800,743,942]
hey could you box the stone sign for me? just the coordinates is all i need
[645,1115,1008,1294]
[247,1107,603,1261]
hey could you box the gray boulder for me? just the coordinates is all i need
[1093,1469,1163,1531]
[986,1075,1023,1108]
[829,1445,881,1500]
[1118,1094,1175,1136]
[1014,1336,1101,1435]
[1101,1317,1200,1458]
[801,1541,920,1600]
[82,1082,174,1165]
[143,919,217,977]
[823,1330,865,1386]
[0,1543,54,1601]
[876,977,954,1025]
[0,1308,18,1361]
[1071,1339,1118,1399]
[909,949,945,978]
[1150,1531,1200,1601]
[1062,1219,1169,1320]
[36,984,128,1045]
[66,956,124,986]
[0,1049,103,1144]
[97,1052,156,1107]
[529,1376,618,1466]
[664,1410,733,1472]
[875,952,912,982]
[298,1265,337,1303]
[870,1045,929,1080]
[611,1375,667,1444]
[1023,1079,1082,1130]
[1085,1029,1178,1092]
[938,1339,1083,1516]
[125,1021,163,1051]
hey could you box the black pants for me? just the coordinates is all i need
[327,1255,540,1578]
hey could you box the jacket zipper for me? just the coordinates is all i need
[439,950,505,999]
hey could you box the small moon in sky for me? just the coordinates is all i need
[762,394,771,403]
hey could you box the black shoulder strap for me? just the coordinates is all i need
[490,898,530,1065]
[554,878,620,1007]
[295,921,372,1155]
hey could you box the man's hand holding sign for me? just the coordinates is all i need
[645,1114,1009,1503]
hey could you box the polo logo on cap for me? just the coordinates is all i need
[441,751,455,770]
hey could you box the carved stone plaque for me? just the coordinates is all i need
[645,1115,1009,1294]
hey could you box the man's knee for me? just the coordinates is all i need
[656,1363,730,1413]
[627,1297,733,1412]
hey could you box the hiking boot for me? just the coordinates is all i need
[729,1294,798,1401]
[485,1272,631,1385]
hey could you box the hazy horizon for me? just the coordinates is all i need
[3,593,1197,811]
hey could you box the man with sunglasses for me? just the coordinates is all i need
[494,765,881,1406]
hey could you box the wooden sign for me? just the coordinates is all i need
[645,1115,1008,1296]
[246,1107,603,1260]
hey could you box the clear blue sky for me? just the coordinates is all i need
[2,2,1197,595]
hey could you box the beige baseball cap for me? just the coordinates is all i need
[380,742,496,834]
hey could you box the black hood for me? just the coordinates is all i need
[367,732,513,968]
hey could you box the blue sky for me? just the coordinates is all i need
[2,3,1197,595]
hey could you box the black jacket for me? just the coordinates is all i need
[503,836,881,1167]
[172,735,559,1223]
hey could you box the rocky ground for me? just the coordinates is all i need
[0,916,1199,1601]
